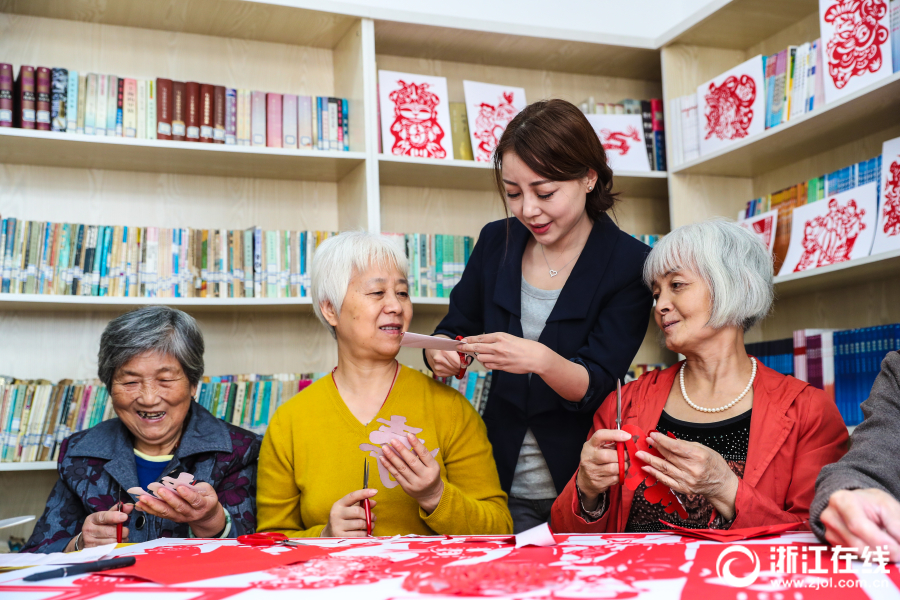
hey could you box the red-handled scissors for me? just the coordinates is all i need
[361,458,372,536]
[238,532,307,547]
[454,335,475,379]
[616,379,625,485]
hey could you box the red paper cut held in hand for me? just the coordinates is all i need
[105,544,327,585]
[659,520,808,542]
[621,424,689,520]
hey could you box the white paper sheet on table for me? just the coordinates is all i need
[399,332,467,352]
[515,522,557,548]
[0,543,117,584]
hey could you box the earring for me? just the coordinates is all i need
[588,186,593,191]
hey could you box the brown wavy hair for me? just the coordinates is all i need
[492,99,618,222]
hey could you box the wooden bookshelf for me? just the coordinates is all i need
[0,462,56,472]
[774,249,900,298]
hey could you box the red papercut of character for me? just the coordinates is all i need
[622,424,689,520]
[703,74,756,141]
[388,80,447,159]
[823,0,890,89]
[739,215,775,250]
[794,197,867,271]
[600,126,642,156]
[472,92,518,162]
[360,415,440,488]
[882,160,900,236]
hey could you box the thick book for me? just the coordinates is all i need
[136,80,147,139]
[766,49,788,128]
[225,88,237,145]
[298,95,313,149]
[328,98,338,150]
[185,81,200,141]
[214,85,226,143]
[122,78,137,137]
[236,89,249,145]
[35,67,51,130]
[172,81,186,140]
[146,80,157,140]
[650,99,666,172]
[106,75,118,135]
[282,93,297,148]
[15,65,36,129]
[75,74,86,133]
[50,68,67,132]
[639,100,654,170]
[95,73,108,136]
[448,102,473,160]
[156,78,173,139]
[65,69,78,132]
[199,83,214,142]
[0,63,13,127]
[342,98,349,151]
[251,91,266,146]
[266,93,282,148]
[115,77,124,136]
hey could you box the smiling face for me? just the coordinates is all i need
[110,350,197,455]
[651,268,717,354]
[323,263,413,362]
[501,151,595,246]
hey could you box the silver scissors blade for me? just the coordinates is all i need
[363,458,369,489]
[0,515,35,529]
[616,379,622,430]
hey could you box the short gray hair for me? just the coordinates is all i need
[98,306,205,388]
[311,231,409,338]
[643,219,773,331]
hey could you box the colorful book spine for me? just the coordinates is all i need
[225,88,237,145]
[95,73,108,136]
[213,85,226,144]
[156,78,173,140]
[0,64,15,128]
[50,68,68,132]
[34,67,51,131]
[64,69,78,132]
[282,94,298,149]
[266,93,282,148]
[172,81,186,141]
[199,83,214,143]
[15,66,36,129]
[122,78,137,138]
[136,79,147,139]
[185,81,200,141]
[115,77,124,136]
[106,75,118,135]
[298,95,313,150]
[251,91,266,146]
[146,80,157,140]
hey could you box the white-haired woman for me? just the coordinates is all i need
[256,231,512,537]
[551,220,848,532]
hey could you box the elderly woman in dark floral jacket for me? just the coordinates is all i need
[22,306,260,553]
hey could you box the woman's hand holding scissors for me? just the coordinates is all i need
[424,335,464,378]
[322,489,378,538]
[576,429,631,511]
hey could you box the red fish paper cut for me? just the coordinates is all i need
[621,424,689,520]
[127,472,195,500]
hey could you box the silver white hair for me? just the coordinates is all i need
[311,231,409,338]
[98,306,205,388]
[643,219,773,332]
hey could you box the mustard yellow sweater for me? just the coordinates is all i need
[257,365,512,537]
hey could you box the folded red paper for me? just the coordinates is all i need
[104,544,326,585]
[659,520,808,542]
[622,424,689,520]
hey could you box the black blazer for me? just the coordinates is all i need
[431,214,652,495]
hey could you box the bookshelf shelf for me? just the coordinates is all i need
[773,248,900,298]
[378,154,670,197]
[0,294,451,313]
[0,128,367,183]
[0,462,56,472]
[671,71,900,178]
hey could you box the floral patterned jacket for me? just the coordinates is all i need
[21,403,260,553]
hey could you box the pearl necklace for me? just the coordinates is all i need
[679,357,757,413]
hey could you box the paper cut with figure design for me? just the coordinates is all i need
[778,182,877,275]
[585,114,652,172]
[737,209,778,255]
[697,56,765,157]
[360,416,440,488]
[128,472,195,500]
[378,71,453,160]
[871,136,900,255]
[621,424,689,520]
[462,80,525,163]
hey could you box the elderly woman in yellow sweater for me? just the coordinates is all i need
[257,231,512,537]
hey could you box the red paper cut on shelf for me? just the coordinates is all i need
[127,472,195,500]
[659,520,808,542]
[621,424,689,520]
[105,544,326,585]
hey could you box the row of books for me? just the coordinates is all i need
[630,234,663,248]
[0,378,112,463]
[383,233,475,298]
[750,325,900,427]
[578,98,667,172]
[0,367,495,462]
[0,64,349,151]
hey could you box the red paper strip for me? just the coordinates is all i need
[622,424,689,520]
[659,520,808,542]
[105,544,327,585]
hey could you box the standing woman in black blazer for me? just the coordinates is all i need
[425,99,653,533]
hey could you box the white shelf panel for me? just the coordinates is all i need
[0,461,56,472]
[773,248,900,298]
[0,128,366,182]
[0,294,449,313]
[379,154,669,197]
[671,71,900,178]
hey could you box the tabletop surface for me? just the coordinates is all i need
[1,532,897,599]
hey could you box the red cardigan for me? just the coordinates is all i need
[550,360,849,533]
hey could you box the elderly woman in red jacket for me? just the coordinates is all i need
[551,220,848,532]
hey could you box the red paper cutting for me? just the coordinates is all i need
[659,520,808,542]
[104,544,327,585]
[622,424,689,520]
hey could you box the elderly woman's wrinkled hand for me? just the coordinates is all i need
[73,504,134,549]
[636,431,739,519]
[380,433,444,514]
[576,429,632,509]
[135,482,224,536]
[820,489,900,561]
